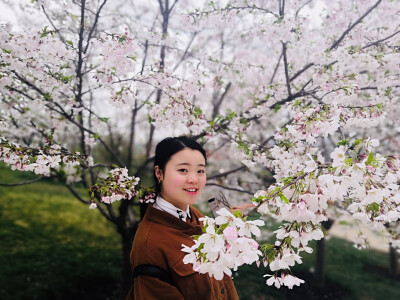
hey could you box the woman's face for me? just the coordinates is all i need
[156,148,206,210]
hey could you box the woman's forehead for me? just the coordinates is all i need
[169,148,206,165]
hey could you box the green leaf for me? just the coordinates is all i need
[202,221,208,233]
[43,93,51,100]
[197,242,204,253]
[261,243,274,252]
[347,73,356,80]
[337,139,349,146]
[118,35,127,43]
[352,139,362,148]
[385,87,392,97]
[233,210,243,218]
[239,117,248,125]
[40,26,49,38]
[251,195,266,203]
[279,193,289,204]
[193,106,203,119]
[273,104,281,113]
[367,202,380,212]
[99,117,110,123]
[366,152,374,165]
[267,249,276,263]
[344,157,353,166]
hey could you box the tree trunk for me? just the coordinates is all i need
[313,219,334,290]
[314,238,326,290]
[389,244,399,277]
[120,225,138,299]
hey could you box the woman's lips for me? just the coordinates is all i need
[184,188,198,195]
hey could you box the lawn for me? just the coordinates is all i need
[0,165,121,300]
[1,164,399,299]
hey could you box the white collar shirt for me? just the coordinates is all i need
[153,195,191,222]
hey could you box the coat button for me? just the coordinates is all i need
[221,288,225,294]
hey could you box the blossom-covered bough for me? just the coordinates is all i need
[1,0,400,292]
[176,0,400,288]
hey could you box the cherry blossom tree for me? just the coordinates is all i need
[1,0,400,295]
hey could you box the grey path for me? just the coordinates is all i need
[328,215,389,253]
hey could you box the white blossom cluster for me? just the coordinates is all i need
[90,168,140,209]
[149,101,208,135]
[182,208,264,280]
[0,139,84,180]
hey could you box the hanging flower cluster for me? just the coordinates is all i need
[182,208,264,280]
[90,168,140,208]
[0,137,86,179]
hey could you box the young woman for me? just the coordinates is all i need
[126,136,239,300]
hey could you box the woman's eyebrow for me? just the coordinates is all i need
[176,162,206,167]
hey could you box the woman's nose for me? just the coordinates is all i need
[187,173,198,183]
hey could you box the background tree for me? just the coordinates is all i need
[1,0,400,295]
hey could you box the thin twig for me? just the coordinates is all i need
[66,183,115,222]
[41,5,66,44]
[282,42,292,97]
[0,176,43,186]
[245,172,309,217]
[207,166,247,180]
[329,0,382,51]
[362,29,400,49]
[270,51,283,84]
[206,182,254,195]
[84,0,107,54]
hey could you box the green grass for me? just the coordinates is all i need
[1,164,400,299]
[0,164,121,300]
[234,238,400,300]
[234,236,400,300]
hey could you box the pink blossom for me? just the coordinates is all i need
[223,226,238,242]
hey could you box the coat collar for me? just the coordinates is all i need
[153,195,191,222]
[144,204,203,234]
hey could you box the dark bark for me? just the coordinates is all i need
[389,244,399,276]
[314,238,326,290]
[313,219,334,290]
[119,221,139,299]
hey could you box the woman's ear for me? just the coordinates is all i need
[154,166,163,181]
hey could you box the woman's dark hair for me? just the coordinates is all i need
[153,136,207,194]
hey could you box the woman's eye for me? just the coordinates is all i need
[178,169,188,172]
[198,170,205,174]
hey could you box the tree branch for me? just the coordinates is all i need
[173,32,197,72]
[212,82,231,119]
[295,0,312,19]
[12,72,125,167]
[41,5,66,44]
[289,63,314,82]
[282,42,292,97]
[329,0,382,51]
[270,51,283,84]
[66,183,115,222]
[207,165,246,180]
[84,0,107,54]
[206,182,254,195]
[0,176,43,186]
[279,0,286,17]
[362,28,400,49]
[245,172,309,217]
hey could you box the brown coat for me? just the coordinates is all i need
[126,204,239,300]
